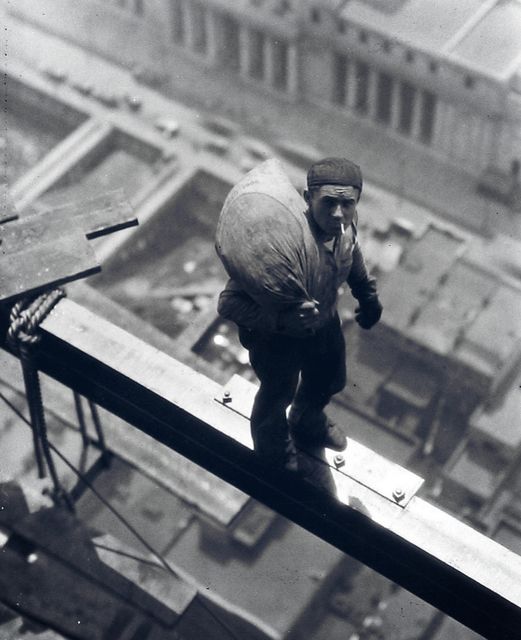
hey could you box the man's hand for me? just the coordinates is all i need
[355,298,383,330]
[277,300,321,335]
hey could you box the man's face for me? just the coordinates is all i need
[306,184,359,236]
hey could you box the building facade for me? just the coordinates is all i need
[8,0,521,183]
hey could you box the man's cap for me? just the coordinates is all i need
[307,157,363,193]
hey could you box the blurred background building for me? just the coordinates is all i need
[0,1,520,639]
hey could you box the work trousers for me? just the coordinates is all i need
[238,314,347,462]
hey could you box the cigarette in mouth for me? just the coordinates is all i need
[341,223,345,235]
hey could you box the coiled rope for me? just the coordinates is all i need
[6,288,73,511]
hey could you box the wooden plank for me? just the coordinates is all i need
[39,189,138,239]
[0,232,99,304]
[5,192,137,243]
[0,189,137,303]
[19,297,521,640]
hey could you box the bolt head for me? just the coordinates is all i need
[392,487,405,502]
[333,453,345,468]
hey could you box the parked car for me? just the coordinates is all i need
[131,64,166,89]
[71,78,93,96]
[124,93,143,111]
[202,115,239,138]
[154,117,181,138]
[93,88,119,108]
[41,65,68,83]
[203,136,230,156]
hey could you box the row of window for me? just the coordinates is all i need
[172,1,207,55]
[171,2,290,92]
[312,9,477,89]
[333,53,437,145]
[169,3,436,144]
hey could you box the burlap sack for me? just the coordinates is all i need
[215,159,320,311]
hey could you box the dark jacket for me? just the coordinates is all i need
[218,218,378,335]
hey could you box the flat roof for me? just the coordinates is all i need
[456,285,521,376]
[471,370,521,447]
[339,0,485,51]
[410,261,497,354]
[169,518,343,636]
[338,0,521,79]
[383,359,438,409]
[445,447,499,499]
[450,0,521,77]
[380,225,464,336]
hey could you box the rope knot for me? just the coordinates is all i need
[7,288,66,351]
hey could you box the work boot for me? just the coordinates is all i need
[255,436,299,473]
[289,413,347,452]
[321,420,347,451]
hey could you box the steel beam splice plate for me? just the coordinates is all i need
[324,444,423,507]
[216,373,424,507]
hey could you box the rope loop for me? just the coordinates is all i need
[5,287,73,511]
[7,288,66,351]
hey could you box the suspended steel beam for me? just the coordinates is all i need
[3,298,521,639]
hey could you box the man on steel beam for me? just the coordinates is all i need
[216,158,382,480]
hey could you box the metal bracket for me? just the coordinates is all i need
[215,374,423,507]
[324,444,423,507]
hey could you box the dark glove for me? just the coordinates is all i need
[355,298,382,330]
[277,300,321,336]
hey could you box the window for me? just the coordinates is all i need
[249,29,265,80]
[332,53,348,105]
[172,0,185,44]
[376,71,393,124]
[192,2,208,54]
[398,81,415,134]
[419,90,437,144]
[220,14,241,72]
[272,39,289,91]
[355,60,370,114]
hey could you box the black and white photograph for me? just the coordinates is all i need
[0,1,520,638]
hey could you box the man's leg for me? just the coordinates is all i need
[239,328,301,469]
[288,315,347,450]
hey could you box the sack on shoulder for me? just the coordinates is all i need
[215,159,320,311]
